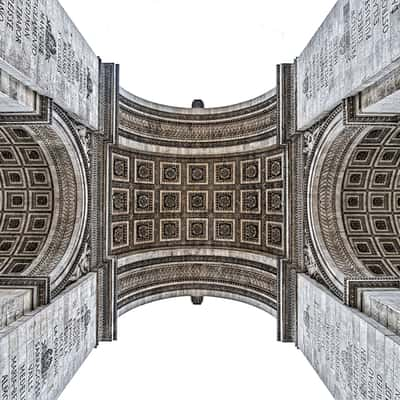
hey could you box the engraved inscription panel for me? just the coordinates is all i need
[298,274,400,400]
[0,274,96,400]
[297,0,400,128]
[0,0,99,128]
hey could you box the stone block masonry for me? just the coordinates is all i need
[0,273,96,400]
[0,0,99,128]
[298,274,400,400]
[297,0,400,129]
[0,289,32,329]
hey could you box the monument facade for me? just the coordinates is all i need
[0,0,399,399]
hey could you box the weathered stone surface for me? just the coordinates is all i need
[0,0,99,128]
[297,274,400,400]
[297,0,400,129]
[361,290,400,336]
[360,64,400,113]
[0,68,36,112]
[0,289,32,328]
[0,273,96,400]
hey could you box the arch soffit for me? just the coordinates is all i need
[24,109,89,293]
[308,110,400,294]
[118,87,278,150]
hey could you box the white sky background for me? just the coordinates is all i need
[62,0,335,107]
[59,0,336,399]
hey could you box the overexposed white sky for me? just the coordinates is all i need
[59,1,336,399]
[62,0,335,107]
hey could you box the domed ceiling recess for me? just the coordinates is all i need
[0,127,54,274]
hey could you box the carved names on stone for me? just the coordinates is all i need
[0,0,99,128]
[298,274,400,400]
[0,273,96,400]
[297,0,400,129]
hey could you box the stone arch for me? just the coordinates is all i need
[0,107,89,295]
[111,89,283,318]
[340,126,400,277]
[117,255,277,317]
[307,110,400,295]
[0,127,56,275]
[118,88,277,149]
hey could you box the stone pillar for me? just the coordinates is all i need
[0,273,97,400]
[297,273,400,400]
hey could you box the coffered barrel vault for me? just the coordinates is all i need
[110,89,284,316]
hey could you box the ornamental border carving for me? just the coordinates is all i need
[119,92,277,148]
[0,275,50,307]
[26,105,89,297]
[344,277,400,308]
[118,261,277,313]
[305,106,359,299]
[344,95,400,126]
[0,96,52,125]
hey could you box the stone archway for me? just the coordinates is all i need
[307,109,400,295]
[117,255,277,317]
[2,0,400,398]
[109,89,283,320]
[0,107,89,296]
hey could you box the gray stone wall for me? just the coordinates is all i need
[0,290,32,329]
[298,274,400,400]
[361,290,400,336]
[297,0,400,129]
[0,273,96,400]
[0,0,99,128]
[0,69,36,112]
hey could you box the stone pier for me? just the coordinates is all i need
[298,274,400,400]
[0,274,96,400]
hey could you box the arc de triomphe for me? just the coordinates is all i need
[0,1,399,399]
